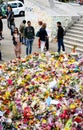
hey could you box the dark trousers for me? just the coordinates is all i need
[0,50,2,60]
[58,38,65,53]
[0,32,2,38]
[45,38,49,51]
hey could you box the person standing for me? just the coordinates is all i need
[6,5,15,35]
[37,21,43,48]
[0,12,3,40]
[12,27,21,58]
[38,23,48,52]
[24,21,35,55]
[44,23,50,51]
[19,20,26,44]
[57,21,65,53]
[0,13,3,60]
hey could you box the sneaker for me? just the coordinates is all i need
[62,51,66,54]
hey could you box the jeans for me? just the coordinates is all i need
[26,39,34,55]
[10,24,15,35]
[7,20,10,29]
[21,37,26,45]
[58,38,65,53]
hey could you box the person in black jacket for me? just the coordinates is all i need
[24,21,35,55]
[0,12,3,40]
[39,23,48,52]
[6,5,15,35]
[57,21,65,53]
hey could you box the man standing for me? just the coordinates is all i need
[0,12,3,40]
[6,5,15,35]
[57,22,65,53]
[19,20,26,44]
[24,21,35,55]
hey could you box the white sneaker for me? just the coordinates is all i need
[62,51,66,54]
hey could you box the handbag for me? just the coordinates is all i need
[36,30,40,37]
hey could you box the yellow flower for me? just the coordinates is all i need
[39,64,45,68]
[64,128,70,130]
[5,91,10,99]
[29,120,34,125]
[70,104,76,109]
[59,79,64,84]
[41,53,45,57]
[12,105,18,115]
[80,85,83,90]
[56,95,60,99]
[42,119,47,124]
[44,91,50,98]
[52,111,56,115]
[55,62,59,67]
[20,81,25,86]
[60,94,64,97]
[26,75,31,80]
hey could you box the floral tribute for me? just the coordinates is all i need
[0,52,83,130]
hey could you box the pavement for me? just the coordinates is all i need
[26,0,83,16]
[0,16,71,64]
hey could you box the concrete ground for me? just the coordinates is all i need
[0,16,71,64]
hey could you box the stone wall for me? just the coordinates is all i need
[24,1,80,40]
[32,0,50,7]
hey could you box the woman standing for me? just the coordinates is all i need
[37,21,43,48]
[38,23,48,52]
[12,27,21,58]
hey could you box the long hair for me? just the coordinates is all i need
[7,5,12,11]
[14,27,19,34]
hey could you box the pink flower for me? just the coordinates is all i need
[0,125,3,130]
[7,79,13,85]
[71,127,77,130]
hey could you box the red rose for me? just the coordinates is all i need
[74,117,82,123]
[5,109,10,115]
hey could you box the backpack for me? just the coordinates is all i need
[36,30,40,37]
